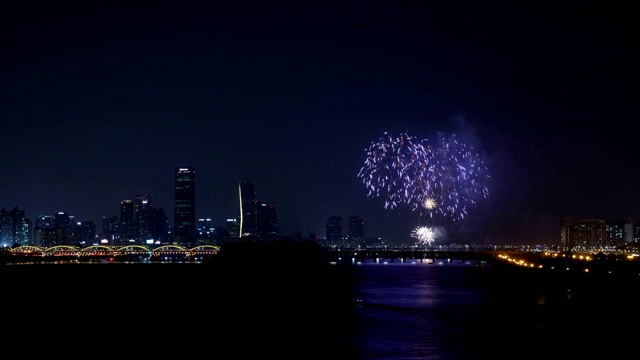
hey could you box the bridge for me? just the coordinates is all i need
[3,244,501,264]
[4,244,220,262]
[326,248,497,264]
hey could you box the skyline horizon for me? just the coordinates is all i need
[3,2,637,246]
[4,178,640,246]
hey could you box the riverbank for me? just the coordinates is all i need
[4,243,640,359]
[1,241,358,358]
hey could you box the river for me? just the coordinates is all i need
[2,256,639,359]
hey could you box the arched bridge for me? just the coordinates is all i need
[6,244,220,262]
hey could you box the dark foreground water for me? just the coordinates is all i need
[3,256,640,359]
[349,258,640,359]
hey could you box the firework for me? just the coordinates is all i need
[357,132,434,210]
[358,131,490,222]
[423,197,437,210]
[414,133,490,221]
[411,226,435,245]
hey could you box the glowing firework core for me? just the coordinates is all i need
[411,226,435,246]
[423,197,437,210]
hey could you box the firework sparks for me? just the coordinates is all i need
[358,131,490,222]
[411,226,435,245]
[357,131,433,210]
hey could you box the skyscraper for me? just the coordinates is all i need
[238,181,256,238]
[256,200,279,240]
[174,165,196,247]
[349,215,364,242]
[34,214,54,247]
[133,193,153,243]
[119,199,134,245]
[0,207,30,247]
[101,215,119,245]
[325,215,343,247]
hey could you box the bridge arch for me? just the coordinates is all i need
[44,245,82,255]
[117,245,152,254]
[80,245,115,253]
[152,245,189,253]
[189,245,220,253]
[10,245,45,254]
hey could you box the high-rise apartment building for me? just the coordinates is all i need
[197,218,215,245]
[75,221,96,247]
[226,218,240,242]
[34,214,54,247]
[349,215,364,242]
[149,207,169,245]
[561,218,606,249]
[238,181,256,238]
[119,199,134,245]
[325,215,343,247]
[53,211,74,246]
[133,193,153,242]
[0,207,31,247]
[174,165,196,247]
[101,215,119,245]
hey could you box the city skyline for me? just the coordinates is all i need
[0,175,379,242]
[2,1,637,245]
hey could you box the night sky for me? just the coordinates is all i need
[2,1,637,245]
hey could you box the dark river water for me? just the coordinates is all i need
[2,257,639,359]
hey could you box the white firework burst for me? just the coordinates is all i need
[411,226,435,246]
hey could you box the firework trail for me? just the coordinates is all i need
[416,133,490,221]
[357,132,434,211]
[358,131,490,222]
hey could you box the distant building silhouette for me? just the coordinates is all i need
[226,218,240,243]
[34,214,54,247]
[325,215,343,247]
[53,211,74,246]
[119,199,134,245]
[149,207,169,245]
[101,215,119,245]
[197,218,216,245]
[75,221,96,247]
[256,200,279,240]
[349,215,364,245]
[174,165,196,247]
[239,181,256,238]
[560,217,633,249]
[0,207,31,247]
[133,193,153,244]
[606,218,633,245]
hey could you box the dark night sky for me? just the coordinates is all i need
[1,1,638,245]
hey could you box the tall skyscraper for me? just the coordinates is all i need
[238,181,256,238]
[325,215,343,247]
[174,165,196,247]
[119,199,134,245]
[349,215,364,242]
[149,207,169,245]
[256,200,279,240]
[133,193,153,243]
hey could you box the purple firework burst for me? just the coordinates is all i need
[358,131,490,222]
